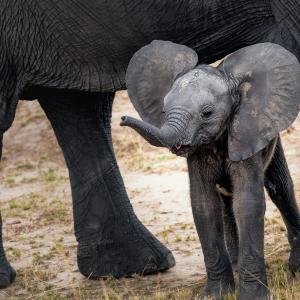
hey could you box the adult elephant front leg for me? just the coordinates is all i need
[38,91,175,278]
[188,153,235,299]
[229,155,269,300]
[0,212,16,288]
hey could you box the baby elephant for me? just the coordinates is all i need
[121,41,300,300]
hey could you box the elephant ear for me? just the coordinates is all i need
[126,40,198,128]
[220,43,300,161]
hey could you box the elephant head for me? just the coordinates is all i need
[121,40,300,161]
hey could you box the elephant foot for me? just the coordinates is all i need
[289,234,300,274]
[0,259,16,289]
[201,275,235,300]
[77,234,175,279]
[238,282,270,300]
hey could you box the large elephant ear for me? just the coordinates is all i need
[220,43,300,161]
[126,40,198,128]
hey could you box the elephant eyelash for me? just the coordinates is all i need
[201,110,213,118]
[201,106,214,119]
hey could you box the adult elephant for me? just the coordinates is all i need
[0,0,299,288]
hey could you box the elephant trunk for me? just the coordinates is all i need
[120,116,180,149]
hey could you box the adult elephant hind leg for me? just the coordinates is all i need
[264,139,300,274]
[0,212,16,288]
[38,91,175,278]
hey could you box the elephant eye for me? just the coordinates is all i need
[201,107,214,119]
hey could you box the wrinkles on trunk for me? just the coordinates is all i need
[120,116,183,149]
[165,107,191,137]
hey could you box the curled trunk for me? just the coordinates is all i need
[120,116,179,149]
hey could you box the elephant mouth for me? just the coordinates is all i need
[171,143,195,157]
[171,134,213,157]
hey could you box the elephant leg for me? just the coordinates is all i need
[188,155,235,299]
[220,194,239,272]
[0,70,19,287]
[230,155,269,300]
[0,212,16,288]
[38,91,175,278]
[264,139,300,273]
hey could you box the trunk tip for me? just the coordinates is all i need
[120,115,131,126]
[120,116,126,126]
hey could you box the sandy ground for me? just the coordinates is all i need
[0,91,299,299]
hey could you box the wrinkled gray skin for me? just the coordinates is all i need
[1,0,300,293]
[121,42,300,300]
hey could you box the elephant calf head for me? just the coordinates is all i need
[121,40,300,161]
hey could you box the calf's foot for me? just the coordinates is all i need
[238,282,270,300]
[202,270,235,300]
[238,267,269,300]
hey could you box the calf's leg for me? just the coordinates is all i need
[188,153,234,299]
[230,155,269,300]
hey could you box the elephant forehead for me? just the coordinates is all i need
[165,85,216,109]
[165,69,228,107]
[172,69,228,95]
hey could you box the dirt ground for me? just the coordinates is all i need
[0,91,300,299]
